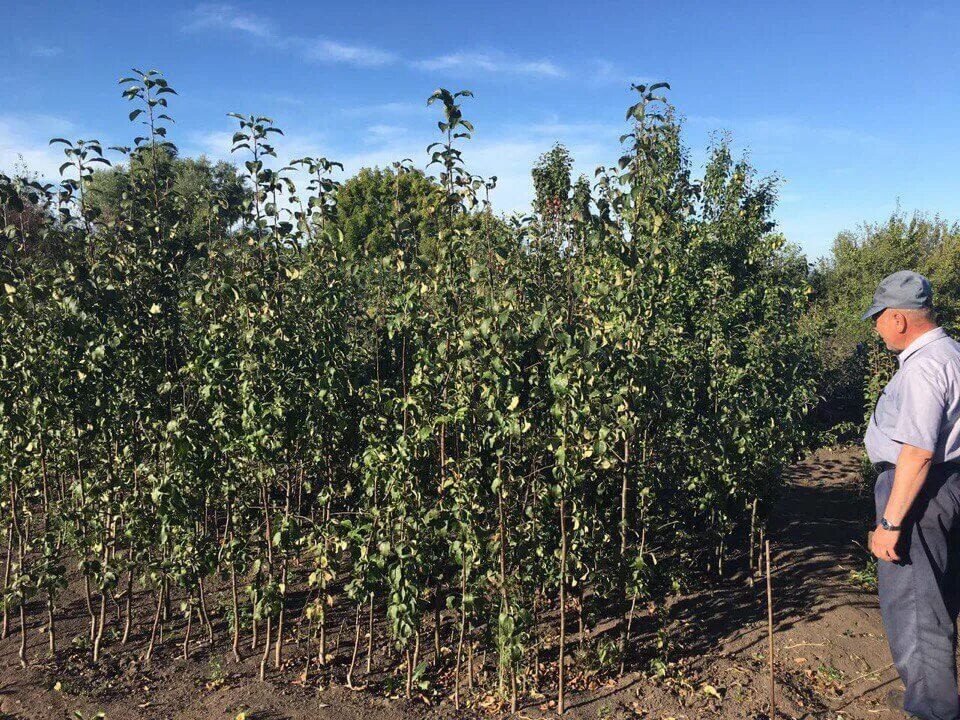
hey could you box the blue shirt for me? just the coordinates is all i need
[865,327,960,465]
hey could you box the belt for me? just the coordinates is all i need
[874,461,960,474]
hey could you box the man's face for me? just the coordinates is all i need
[873,308,907,351]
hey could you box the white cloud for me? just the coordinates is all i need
[333,129,609,216]
[185,5,565,79]
[184,126,330,166]
[340,101,424,118]
[302,39,394,67]
[30,46,63,58]
[686,114,887,150]
[185,129,235,161]
[526,118,621,138]
[186,116,613,217]
[414,52,563,77]
[0,115,81,182]
[184,3,394,68]
[591,59,654,88]
[184,3,272,37]
[364,124,406,144]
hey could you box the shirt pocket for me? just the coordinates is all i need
[873,384,899,433]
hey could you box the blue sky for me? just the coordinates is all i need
[3,1,959,261]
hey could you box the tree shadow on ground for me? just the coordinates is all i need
[667,451,875,662]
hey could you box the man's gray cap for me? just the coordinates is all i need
[861,270,934,321]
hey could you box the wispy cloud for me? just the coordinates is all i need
[591,59,652,88]
[184,3,393,68]
[686,114,887,148]
[184,3,271,37]
[30,45,63,58]
[340,101,423,118]
[302,39,394,67]
[526,118,620,138]
[414,52,563,77]
[364,124,406,144]
[186,129,235,160]
[185,6,561,78]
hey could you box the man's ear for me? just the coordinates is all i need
[892,311,908,333]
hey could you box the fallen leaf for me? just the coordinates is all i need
[701,683,723,700]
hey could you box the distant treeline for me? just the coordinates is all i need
[808,211,960,429]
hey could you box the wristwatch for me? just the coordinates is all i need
[879,517,901,531]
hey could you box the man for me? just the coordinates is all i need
[864,270,960,720]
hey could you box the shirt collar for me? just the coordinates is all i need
[898,326,947,365]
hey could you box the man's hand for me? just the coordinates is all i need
[871,444,932,563]
[870,525,902,562]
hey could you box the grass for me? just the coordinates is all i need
[849,558,878,591]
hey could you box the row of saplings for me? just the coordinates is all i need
[0,70,816,714]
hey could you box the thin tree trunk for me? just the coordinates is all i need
[259,615,272,681]
[84,574,96,642]
[47,594,56,657]
[162,577,170,623]
[577,587,584,652]
[622,591,638,675]
[199,576,213,644]
[365,592,374,674]
[433,590,442,666]
[319,605,327,666]
[405,648,413,698]
[404,629,420,699]
[230,561,241,662]
[619,438,630,664]
[92,587,107,662]
[467,627,474,690]
[1,523,12,639]
[18,596,27,668]
[558,493,567,716]
[497,456,510,694]
[274,563,286,669]
[121,568,133,645]
[93,536,109,662]
[144,588,163,664]
[251,584,259,650]
[766,540,776,720]
[346,603,362,688]
[182,599,193,660]
[333,617,346,655]
[455,564,467,710]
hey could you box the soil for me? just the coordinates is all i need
[0,446,919,719]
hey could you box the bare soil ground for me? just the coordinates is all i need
[0,446,917,719]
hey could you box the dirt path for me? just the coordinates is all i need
[0,446,916,719]
[550,444,905,720]
[659,445,904,720]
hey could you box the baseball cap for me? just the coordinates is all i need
[861,270,934,321]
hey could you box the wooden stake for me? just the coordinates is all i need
[765,539,775,720]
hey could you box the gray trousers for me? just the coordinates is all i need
[875,465,960,720]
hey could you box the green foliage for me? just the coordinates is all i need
[333,167,440,258]
[809,210,960,426]
[0,73,815,709]
[532,144,573,219]
[86,154,247,240]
